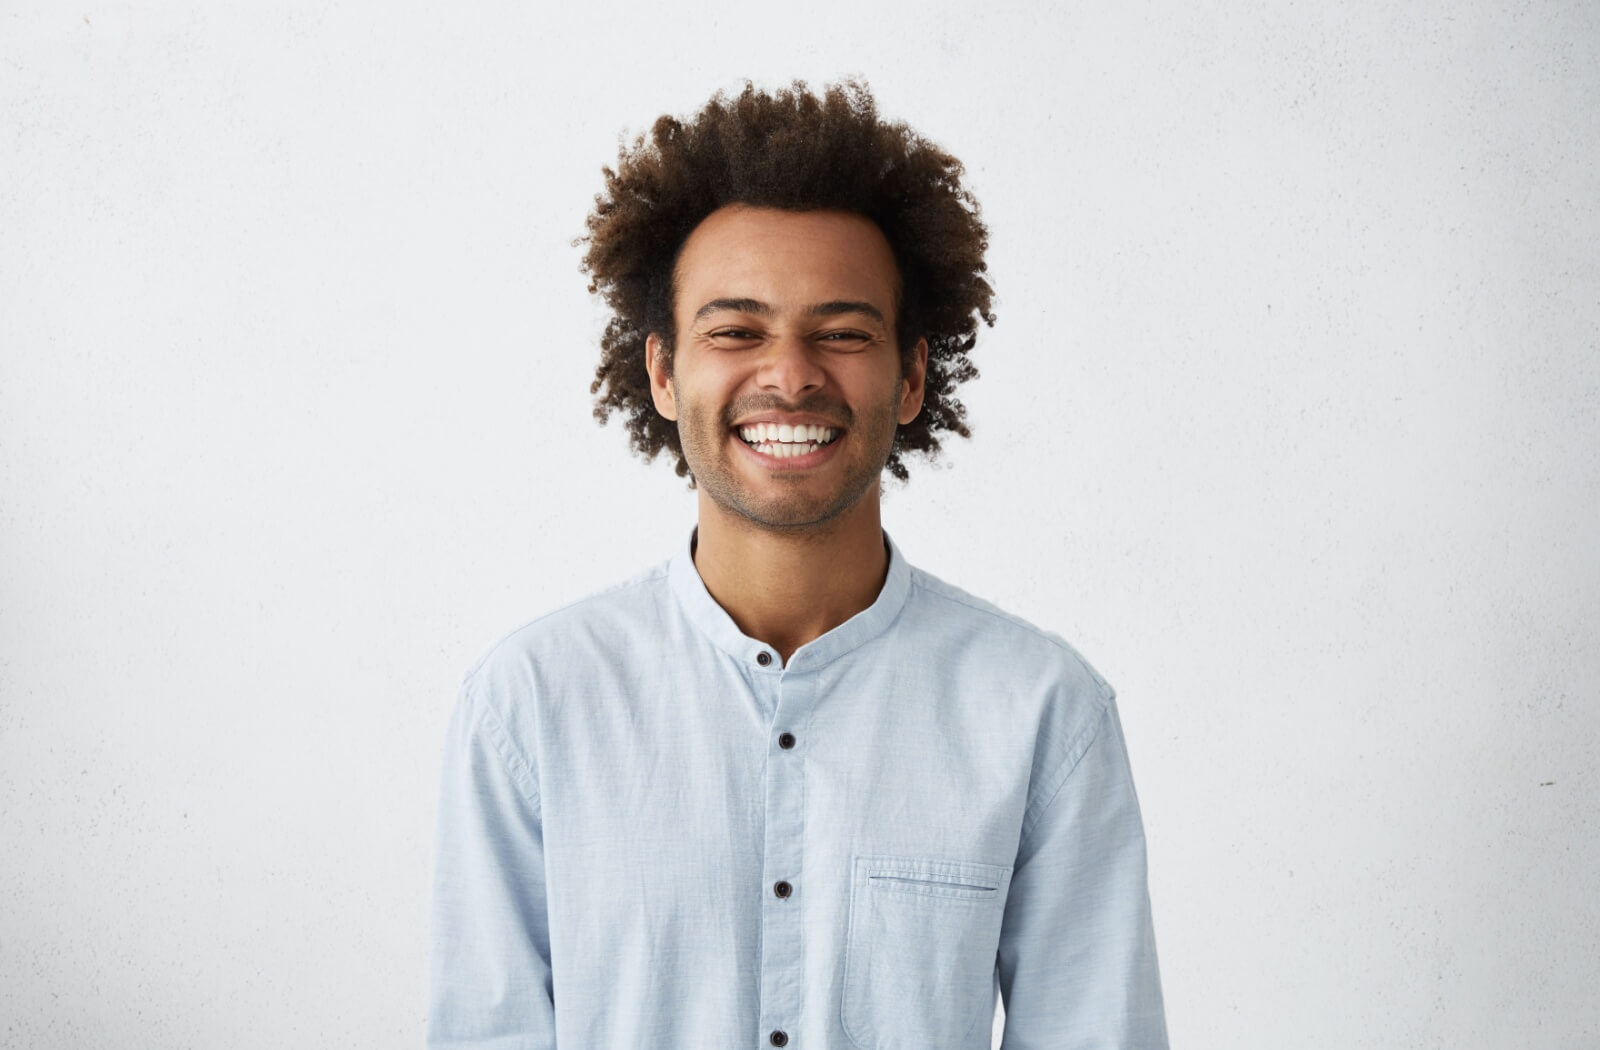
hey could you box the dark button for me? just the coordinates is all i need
[774,880,792,898]
[756,651,772,666]
[769,1031,788,1047]
[778,732,796,749]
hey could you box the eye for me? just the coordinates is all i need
[818,330,871,347]
[709,328,760,341]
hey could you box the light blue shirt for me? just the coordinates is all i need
[427,529,1167,1049]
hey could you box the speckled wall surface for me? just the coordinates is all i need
[2,2,1596,1047]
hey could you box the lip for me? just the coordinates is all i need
[731,430,843,471]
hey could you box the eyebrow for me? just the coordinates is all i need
[692,298,886,325]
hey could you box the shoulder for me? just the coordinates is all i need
[460,559,672,699]
[903,563,1115,703]
[902,563,1118,813]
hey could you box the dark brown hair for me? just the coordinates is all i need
[579,78,995,483]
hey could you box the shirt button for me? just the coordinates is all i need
[774,880,792,898]
[769,1031,788,1047]
[778,732,796,749]
[756,651,772,666]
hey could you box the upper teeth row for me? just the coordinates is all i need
[739,423,837,444]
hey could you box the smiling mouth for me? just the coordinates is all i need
[735,422,841,459]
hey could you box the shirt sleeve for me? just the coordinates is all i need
[426,672,557,1050]
[996,689,1169,1049]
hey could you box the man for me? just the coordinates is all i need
[427,80,1168,1049]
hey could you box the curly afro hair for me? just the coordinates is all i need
[579,78,995,484]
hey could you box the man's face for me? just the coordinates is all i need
[645,205,928,533]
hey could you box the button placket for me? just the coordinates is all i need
[757,669,808,1046]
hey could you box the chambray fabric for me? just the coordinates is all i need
[426,529,1168,1049]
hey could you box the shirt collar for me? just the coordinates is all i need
[667,525,913,673]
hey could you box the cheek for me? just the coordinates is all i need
[677,371,739,422]
[674,389,729,443]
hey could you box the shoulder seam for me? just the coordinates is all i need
[1019,684,1116,842]
[460,670,543,818]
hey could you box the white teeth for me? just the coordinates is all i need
[737,424,838,450]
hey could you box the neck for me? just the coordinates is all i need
[692,486,890,667]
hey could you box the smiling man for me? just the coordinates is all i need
[643,205,928,666]
[426,81,1168,1050]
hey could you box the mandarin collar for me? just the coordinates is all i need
[667,525,912,673]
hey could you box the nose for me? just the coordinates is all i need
[756,331,826,399]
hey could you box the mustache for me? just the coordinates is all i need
[722,395,854,428]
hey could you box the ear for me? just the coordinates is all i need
[644,333,678,422]
[897,337,929,425]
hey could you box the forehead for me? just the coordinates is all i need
[672,205,901,316]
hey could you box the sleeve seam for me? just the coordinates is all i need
[462,671,543,819]
[1019,683,1114,842]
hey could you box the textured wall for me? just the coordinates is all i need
[2,2,1596,1047]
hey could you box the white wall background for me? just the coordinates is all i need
[3,1,1596,1047]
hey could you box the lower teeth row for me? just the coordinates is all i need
[750,441,824,458]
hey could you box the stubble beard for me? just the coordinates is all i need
[677,389,902,535]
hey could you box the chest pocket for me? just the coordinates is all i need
[841,854,1014,1050]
